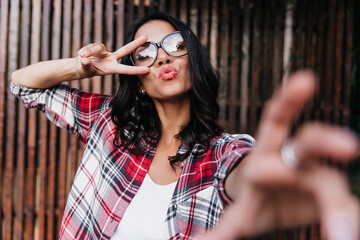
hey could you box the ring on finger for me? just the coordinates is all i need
[281,140,300,169]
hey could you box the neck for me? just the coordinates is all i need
[153,97,191,143]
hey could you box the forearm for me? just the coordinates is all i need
[11,57,83,88]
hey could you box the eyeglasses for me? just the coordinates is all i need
[130,31,188,67]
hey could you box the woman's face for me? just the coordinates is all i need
[134,20,191,102]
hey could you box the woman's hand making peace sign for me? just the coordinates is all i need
[76,36,150,79]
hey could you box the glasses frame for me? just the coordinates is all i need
[130,31,188,67]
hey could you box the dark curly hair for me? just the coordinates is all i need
[111,12,223,167]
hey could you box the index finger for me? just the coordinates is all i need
[112,35,148,60]
[110,64,150,75]
[256,71,316,152]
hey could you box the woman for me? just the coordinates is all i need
[11,12,359,240]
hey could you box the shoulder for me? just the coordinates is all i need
[211,132,256,149]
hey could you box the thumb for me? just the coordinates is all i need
[81,58,93,71]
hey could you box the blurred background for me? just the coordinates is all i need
[0,0,359,239]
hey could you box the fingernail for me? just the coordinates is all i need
[328,215,356,240]
[78,49,87,56]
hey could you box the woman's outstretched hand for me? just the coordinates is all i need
[202,71,360,240]
[76,36,150,78]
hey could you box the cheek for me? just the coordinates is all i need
[138,74,151,88]
[181,67,191,87]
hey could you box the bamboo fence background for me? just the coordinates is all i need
[0,0,358,239]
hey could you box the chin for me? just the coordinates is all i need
[153,91,191,102]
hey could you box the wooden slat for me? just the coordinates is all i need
[199,0,209,48]
[93,0,103,47]
[128,0,134,27]
[261,0,272,102]
[306,0,315,68]
[240,0,251,133]
[25,115,36,240]
[302,0,315,121]
[104,0,114,96]
[82,0,93,92]
[282,0,294,86]
[228,0,240,133]
[37,118,48,240]
[52,0,62,60]
[51,0,63,233]
[62,0,75,64]
[314,0,326,120]
[272,0,284,90]
[0,0,9,236]
[41,0,51,61]
[30,1,41,64]
[209,0,217,69]
[343,0,353,125]
[92,0,103,94]
[159,0,166,13]
[169,0,177,17]
[116,0,125,49]
[180,0,187,25]
[190,0,198,36]
[324,0,336,122]
[218,0,230,129]
[26,0,42,239]
[334,0,344,123]
[148,0,155,13]
[250,0,262,135]
[19,0,30,69]
[15,115,26,240]
[138,0,145,17]
[14,0,31,238]
[38,0,52,239]
[72,0,82,88]
[294,0,305,69]
[4,0,20,239]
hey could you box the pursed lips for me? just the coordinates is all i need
[158,65,179,80]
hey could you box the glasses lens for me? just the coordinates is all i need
[162,33,187,57]
[133,43,156,66]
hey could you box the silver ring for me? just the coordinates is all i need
[281,141,300,169]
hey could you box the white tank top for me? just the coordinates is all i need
[111,174,177,239]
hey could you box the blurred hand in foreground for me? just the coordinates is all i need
[202,71,359,240]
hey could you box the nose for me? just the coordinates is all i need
[155,47,172,66]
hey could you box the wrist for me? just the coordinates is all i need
[73,55,87,79]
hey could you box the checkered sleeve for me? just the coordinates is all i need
[215,134,256,205]
[10,82,113,142]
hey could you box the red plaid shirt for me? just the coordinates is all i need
[11,82,255,239]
